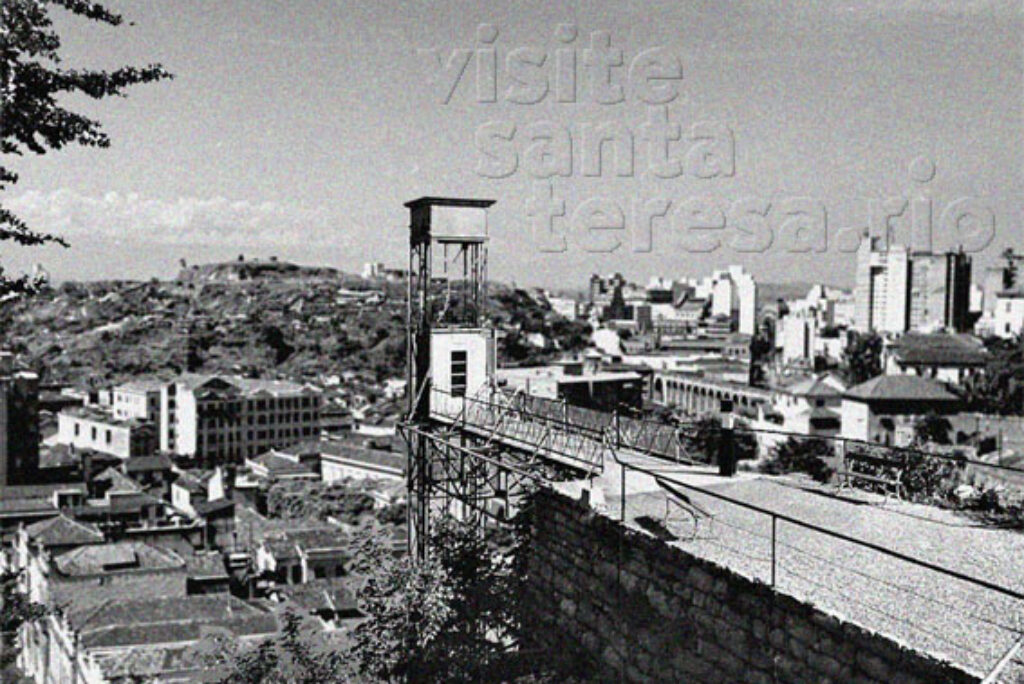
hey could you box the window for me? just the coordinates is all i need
[451,350,468,397]
[91,426,97,440]
[74,423,80,437]
[105,430,112,444]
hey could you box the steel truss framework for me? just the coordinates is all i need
[402,422,571,558]
[404,384,710,558]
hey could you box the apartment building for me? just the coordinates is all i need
[160,374,322,462]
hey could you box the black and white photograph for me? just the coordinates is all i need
[1,1,1022,681]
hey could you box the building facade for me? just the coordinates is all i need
[56,408,156,460]
[160,374,322,462]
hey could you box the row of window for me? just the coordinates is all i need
[72,422,113,444]
[200,412,317,429]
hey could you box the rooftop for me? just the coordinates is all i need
[890,333,989,367]
[276,577,360,615]
[177,373,318,398]
[123,453,173,472]
[94,466,144,494]
[247,451,316,477]
[779,374,847,398]
[70,594,278,649]
[23,514,103,548]
[312,441,406,474]
[843,374,960,402]
[59,405,151,429]
[114,378,166,393]
[53,542,184,577]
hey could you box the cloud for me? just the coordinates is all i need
[4,189,339,247]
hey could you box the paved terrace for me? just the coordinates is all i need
[430,389,1024,680]
[591,456,1024,681]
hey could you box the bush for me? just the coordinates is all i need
[762,437,834,483]
[682,415,758,464]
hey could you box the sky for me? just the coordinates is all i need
[3,0,1021,289]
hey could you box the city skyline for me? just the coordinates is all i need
[3,0,1021,290]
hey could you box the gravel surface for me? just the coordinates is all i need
[601,469,1024,679]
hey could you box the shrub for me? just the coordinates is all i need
[762,437,834,483]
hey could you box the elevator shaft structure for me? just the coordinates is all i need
[405,197,495,559]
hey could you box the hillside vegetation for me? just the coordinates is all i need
[0,269,589,388]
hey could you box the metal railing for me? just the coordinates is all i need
[611,451,1024,680]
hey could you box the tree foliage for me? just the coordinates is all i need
[1,569,48,669]
[962,335,1024,416]
[352,517,520,682]
[843,331,883,385]
[682,414,758,463]
[762,436,834,482]
[219,612,352,683]
[1,0,171,295]
[913,412,953,446]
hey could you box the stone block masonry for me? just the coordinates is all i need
[522,487,979,683]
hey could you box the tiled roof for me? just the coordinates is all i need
[24,513,103,547]
[248,451,315,476]
[72,595,279,649]
[114,379,166,393]
[844,375,960,402]
[94,466,143,494]
[54,542,185,576]
[783,374,846,398]
[174,471,209,495]
[311,442,406,474]
[890,333,989,367]
[192,498,234,517]
[285,527,349,553]
[177,373,318,397]
[123,454,173,472]
[184,552,229,580]
[277,578,359,614]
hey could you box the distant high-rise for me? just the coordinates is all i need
[0,352,40,486]
[854,237,970,333]
[908,250,972,333]
[854,237,909,333]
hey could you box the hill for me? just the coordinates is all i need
[0,274,590,388]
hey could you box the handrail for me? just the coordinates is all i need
[613,452,1024,603]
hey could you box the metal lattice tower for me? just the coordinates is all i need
[404,197,494,559]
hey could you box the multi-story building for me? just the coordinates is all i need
[112,379,164,425]
[855,238,972,334]
[990,288,1024,339]
[0,352,40,486]
[56,407,157,460]
[160,374,322,462]
[907,250,972,332]
[854,237,910,333]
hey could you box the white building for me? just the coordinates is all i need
[160,374,322,462]
[56,407,156,460]
[840,375,961,446]
[990,289,1024,339]
[854,237,910,333]
[112,379,163,427]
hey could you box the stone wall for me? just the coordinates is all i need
[522,487,978,684]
